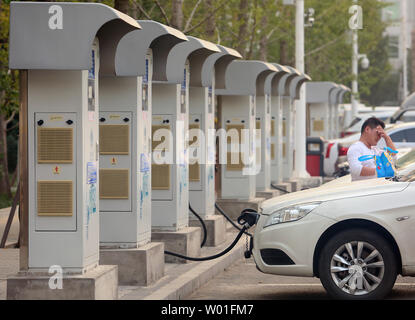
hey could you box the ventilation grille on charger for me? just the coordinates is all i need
[37,128,73,163]
[99,169,129,199]
[37,181,73,216]
[99,125,129,155]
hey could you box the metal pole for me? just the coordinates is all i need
[351,0,359,118]
[402,0,408,99]
[294,0,309,178]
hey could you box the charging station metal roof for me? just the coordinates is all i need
[263,64,289,96]
[201,45,242,89]
[216,61,278,96]
[329,85,344,106]
[164,36,220,85]
[306,81,339,104]
[277,66,302,97]
[112,20,187,78]
[288,67,311,100]
[337,85,351,104]
[9,2,141,71]
[266,64,291,96]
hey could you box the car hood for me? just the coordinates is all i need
[261,178,409,215]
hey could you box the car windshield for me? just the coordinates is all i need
[396,149,415,170]
[398,169,415,182]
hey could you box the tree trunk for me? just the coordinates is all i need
[259,4,268,61]
[280,40,288,65]
[171,0,184,30]
[236,0,249,57]
[0,114,12,198]
[114,0,130,15]
[205,0,216,40]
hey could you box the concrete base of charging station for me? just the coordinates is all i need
[189,215,226,247]
[100,242,165,286]
[216,197,266,220]
[6,265,118,300]
[256,189,280,200]
[284,179,302,192]
[152,227,201,264]
[271,182,292,193]
[299,176,323,190]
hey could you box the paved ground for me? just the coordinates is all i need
[188,258,415,300]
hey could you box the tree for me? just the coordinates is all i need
[0,1,19,198]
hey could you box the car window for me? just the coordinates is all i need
[390,130,406,142]
[404,128,415,142]
[399,110,415,122]
[346,117,361,130]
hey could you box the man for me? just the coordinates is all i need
[347,117,396,181]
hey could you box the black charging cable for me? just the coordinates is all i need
[189,204,207,248]
[271,183,290,194]
[164,209,259,262]
[214,203,253,237]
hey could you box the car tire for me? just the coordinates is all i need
[318,228,398,300]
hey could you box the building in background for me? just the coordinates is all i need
[381,0,415,103]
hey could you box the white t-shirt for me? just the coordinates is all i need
[347,141,377,181]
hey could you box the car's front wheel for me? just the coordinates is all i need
[318,228,398,300]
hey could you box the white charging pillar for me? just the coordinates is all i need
[215,61,277,218]
[190,45,241,218]
[278,67,302,183]
[331,85,350,139]
[335,85,351,137]
[98,21,186,248]
[289,72,311,180]
[254,67,282,198]
[267,64,290,186]
[7,2,139,299]
[306,82,339,140]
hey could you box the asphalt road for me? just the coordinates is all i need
[188,258,415,300]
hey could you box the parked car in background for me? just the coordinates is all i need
[324,122,415,176]
[342,110,396,138]
[387,107,415,124]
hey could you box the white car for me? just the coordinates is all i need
[252,169,415,299]
[324,122,415,176]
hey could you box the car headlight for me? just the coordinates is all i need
[264,202,321,228]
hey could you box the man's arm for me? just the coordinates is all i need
[377,126,396,150]
[360,166,376,176]
[347,146,376,178]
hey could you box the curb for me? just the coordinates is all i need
[145,240,245,300]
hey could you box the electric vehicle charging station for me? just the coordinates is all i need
[266,64,292,192]
[254,67,282,199]
[98,21,187,285]
[187,45,242,246]
[215,61,278,219]
[278,67,303,191]
[7,2,140,299]
[334,85,350,138]
[329,85,343,139]
[150,36,220,262]
[306,82,338,139]
[289,70,312,182]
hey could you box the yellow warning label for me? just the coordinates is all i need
[50,115,63,121]
[53,166,61,174]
